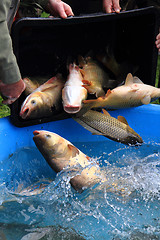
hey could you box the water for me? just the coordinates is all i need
[0,140,160,240]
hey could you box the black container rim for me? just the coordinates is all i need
[12,6,158,28]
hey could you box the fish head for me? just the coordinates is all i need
[62,86,87,114]
[20,92,43,119]
[33,130,79,160]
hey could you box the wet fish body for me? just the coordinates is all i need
[74,109,143,146]
[62,63,87,114]
[20,74,65,119]
[83,73,160,110]
[79,56,116,97]
[33,130,105,192]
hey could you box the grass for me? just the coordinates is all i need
[0,56,160,118]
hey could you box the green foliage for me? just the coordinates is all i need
[0,95,10,118]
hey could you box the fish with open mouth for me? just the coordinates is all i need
[33,130,105,192]
[62,63,88,114]
[20,74,65,119]
[73,109,143,146]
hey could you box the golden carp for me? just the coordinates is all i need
[79,56,117,97]
[33,130,105,192]
[62,63,87,114]
[20,74,65,119]
[73,109,143,146]
[82,73,160,110]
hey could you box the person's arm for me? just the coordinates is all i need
[0,0,25,104]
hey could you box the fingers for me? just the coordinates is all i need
[103,0,121,13]
[46,0,74,19]
[62,2,74,18]
[2,98,17,105]
[155,33,160,52]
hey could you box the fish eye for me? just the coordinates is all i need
[46,134,51,138]
[31,100,36,105]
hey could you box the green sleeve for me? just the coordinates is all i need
[0,0,21,84]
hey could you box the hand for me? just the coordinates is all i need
[46,0,74,18]
[155,33,160,52]
[103,0,121,13]
[0,79,26,105]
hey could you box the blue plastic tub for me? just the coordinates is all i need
[0,104,160,240]
[0,104,159,161]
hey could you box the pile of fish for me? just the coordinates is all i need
[19,51,160,146]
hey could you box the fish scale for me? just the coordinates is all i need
[74,110,143,146]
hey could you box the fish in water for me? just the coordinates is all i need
[62,63,88,114]
[79,56,117,97]
[33,130,106,192]
[73,109,143,146]
[82,73,160,111]
[20,74,65,119]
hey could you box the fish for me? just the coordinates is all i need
[73,109,143,146]
[96,47,138,84]
[33,130,106,192]
[20,74,65,119]
[23,77,40,96]
[82,73,160,111]
[62,63,88,114]
[79,56,117,97]
[15,179,52,196]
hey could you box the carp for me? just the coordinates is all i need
[82,73,160,110]
[20,74,65,119]
[73,109,143,146]
[96,47,138,84]
[79,56,117,97]
[62,63,88,114]
[33,130,105,192]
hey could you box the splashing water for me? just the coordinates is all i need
[0,141,160,240]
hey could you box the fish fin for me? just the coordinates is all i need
[79,69,85,77]
[105,89,112,97]
[132,76,144,84]
[102,109,110,116]
[41,85,59,93]
[73,117,102,135]
[82,79,92,86]
[117,116,129,125]
[125,73,134,86]
[141,95,151,105]
[45,77,57,84]
[67,144,79,157]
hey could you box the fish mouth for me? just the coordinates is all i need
[64,105,81,114]
[33,130,40,136]
[20,107,30,119]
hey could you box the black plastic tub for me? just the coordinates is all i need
[10,7,159,127]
